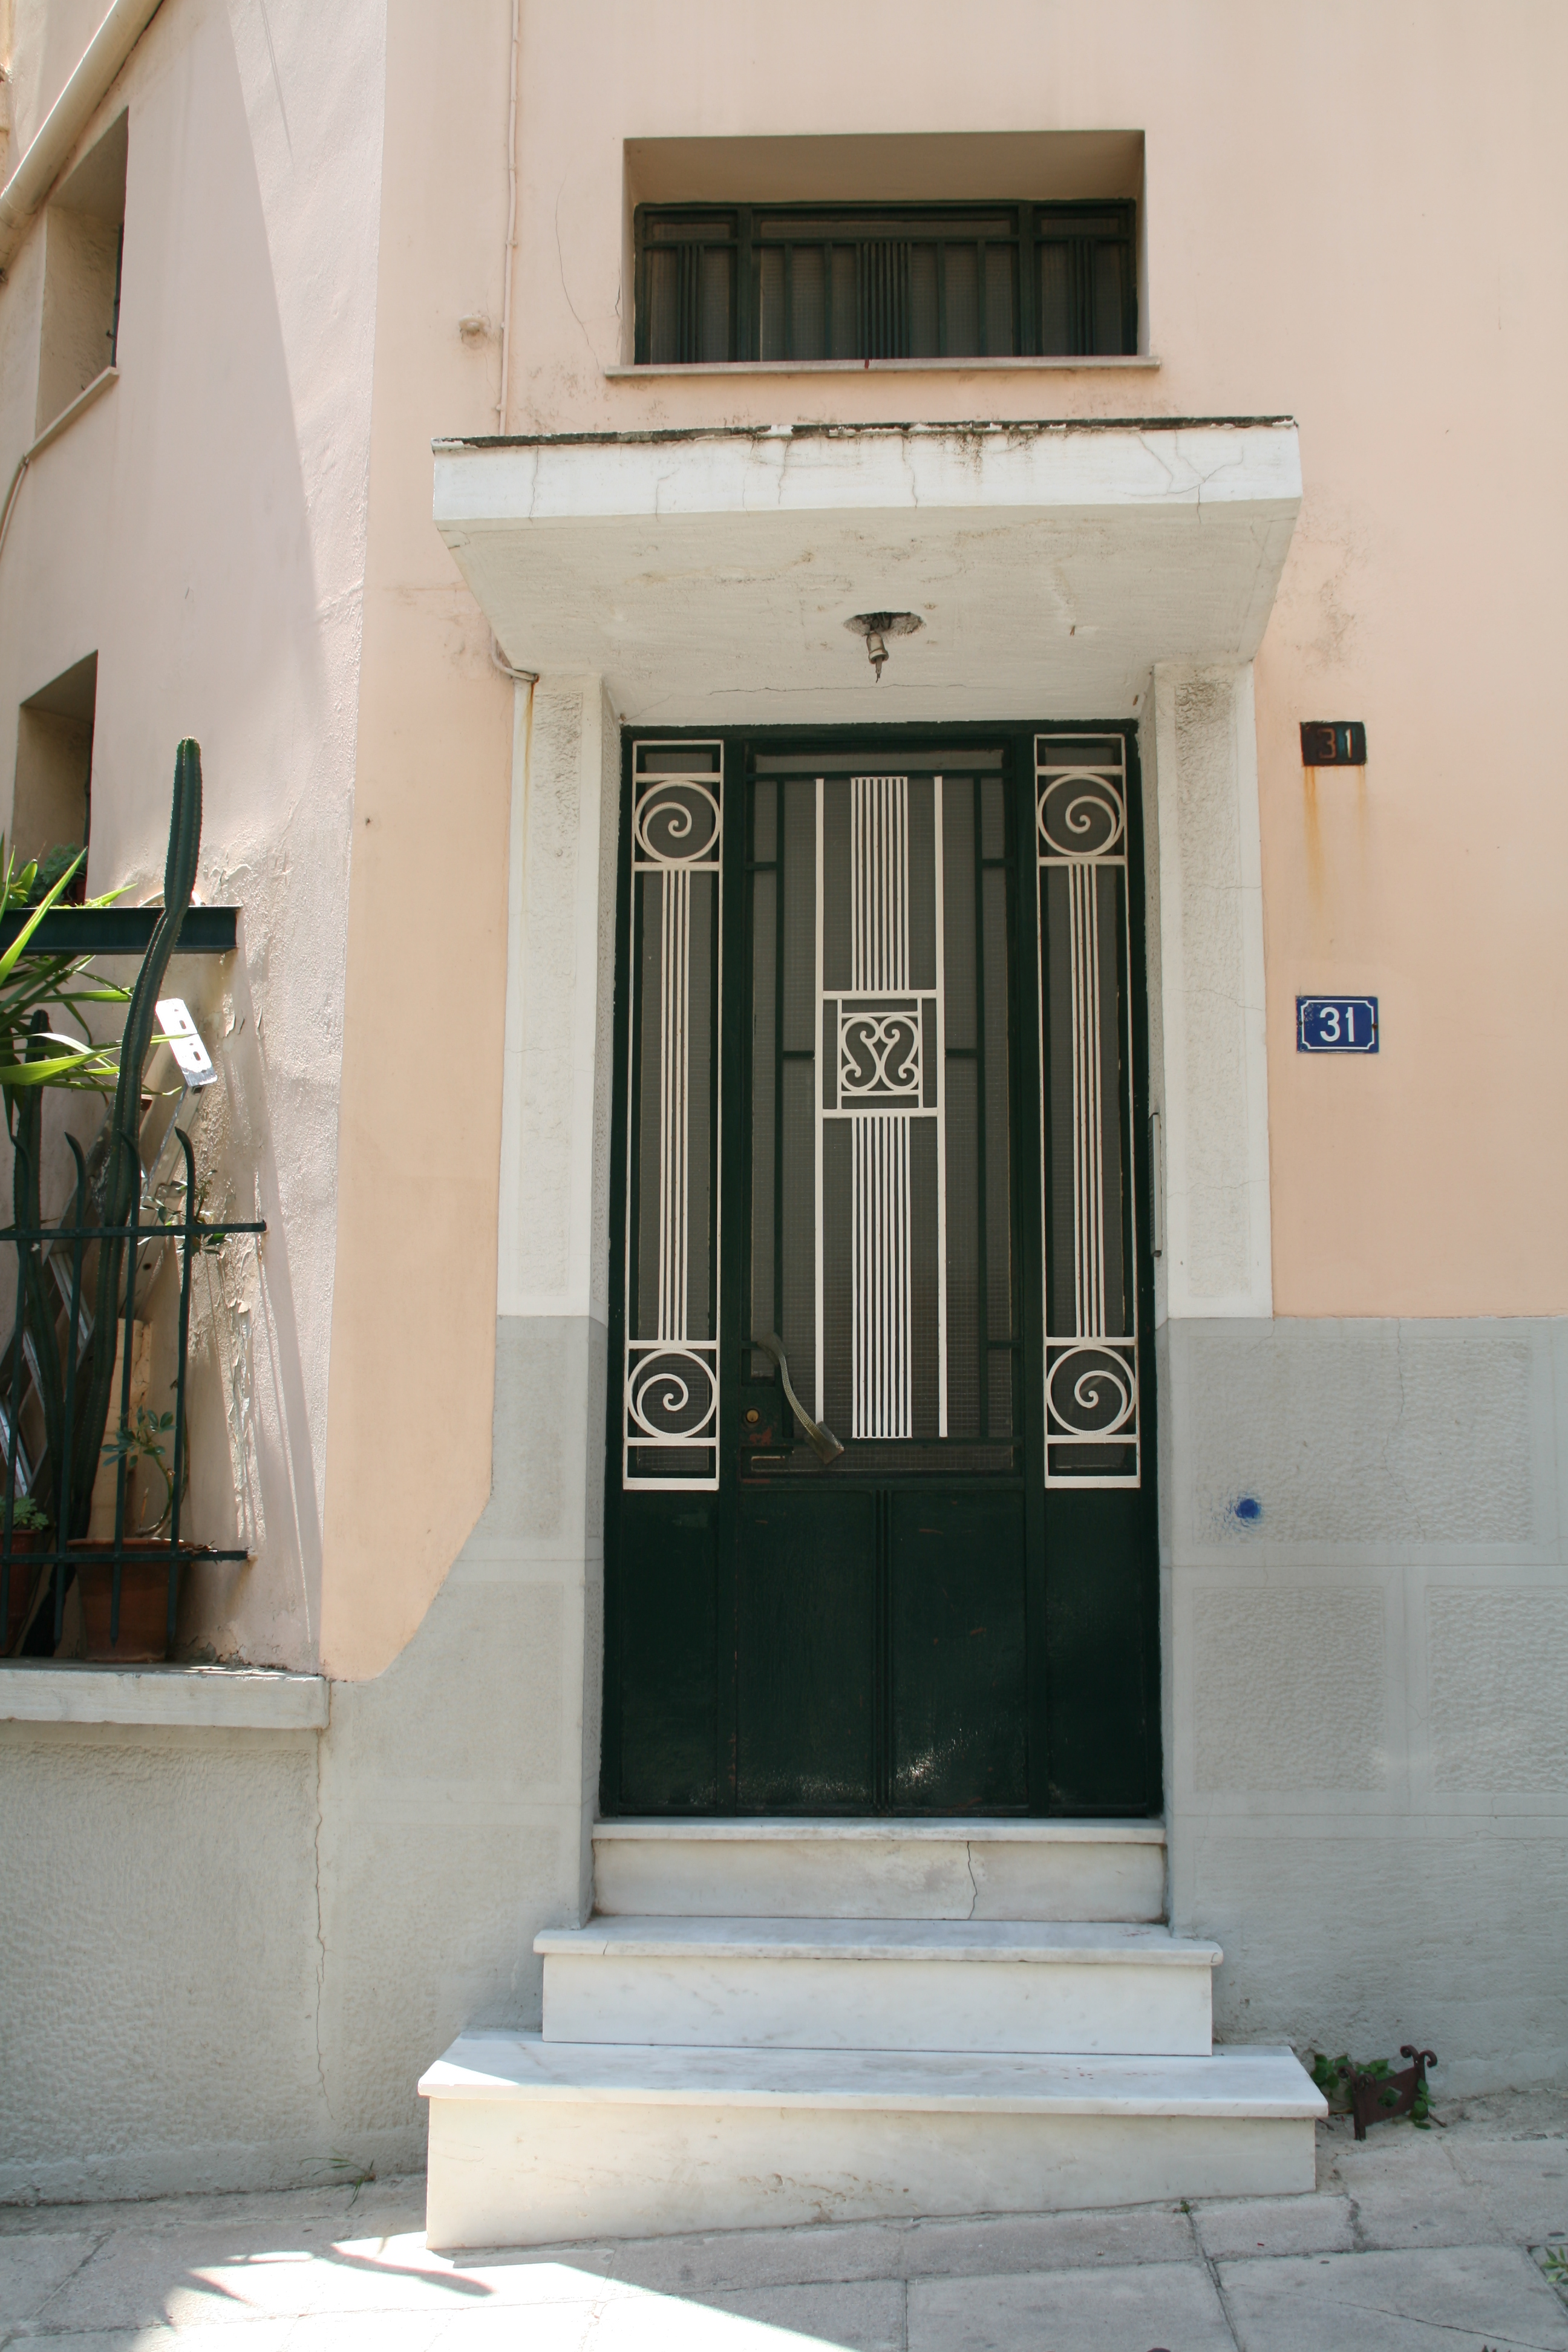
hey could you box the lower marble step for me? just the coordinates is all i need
[535,1915,1221,2056]
[419,2034,1324,2250]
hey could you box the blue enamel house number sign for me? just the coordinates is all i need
[1297,996,1378,1053]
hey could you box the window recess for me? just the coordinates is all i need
[634,201,1136,367]
[36,112,127,437]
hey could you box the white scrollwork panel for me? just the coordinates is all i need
[817,776,948,1442]
[625,744,723,1489]
[1037,739,1140,1489]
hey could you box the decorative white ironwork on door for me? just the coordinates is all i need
[746,752,1015,1468]
[1036,737,1140,1486]
[622,741,722,1488]
[817,774,948,1442]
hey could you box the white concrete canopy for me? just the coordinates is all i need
[432,419,1301,723]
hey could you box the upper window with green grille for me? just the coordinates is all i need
[633,201,1137,365]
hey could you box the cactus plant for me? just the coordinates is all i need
[67,739,203,1540]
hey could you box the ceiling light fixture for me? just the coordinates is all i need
[846,610,923,682]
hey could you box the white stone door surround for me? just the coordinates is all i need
[437,416,1301,1863]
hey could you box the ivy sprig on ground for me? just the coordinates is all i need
[1310,2051,1432,2128]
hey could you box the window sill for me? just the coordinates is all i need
[0,1661,328,1731]
[604,354,1161,379]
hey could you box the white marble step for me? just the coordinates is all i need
[592,1816,1166,1922]
[420,2033,1324,2248]
[536,1914,1219,2056]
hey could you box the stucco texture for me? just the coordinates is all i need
[0,1315,596,2200]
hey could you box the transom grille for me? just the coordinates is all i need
[636,202,1137,365]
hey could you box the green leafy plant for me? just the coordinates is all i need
[0,839,129,1093]
[69,742,203,1544]
[100,1406,181,1536]
[6,1494,49,1532]
[1,841,134,1560]
[1540,2243,1568,2288]
[1310,2050,1432,2128]
[0,748,204,1563]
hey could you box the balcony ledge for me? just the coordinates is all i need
[0,1661,328,1730]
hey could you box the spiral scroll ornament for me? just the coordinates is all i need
[627,1347,718,1442]
[1037,771,1126,860]
[1046,1344,1137,1437]
[634,782,721,867]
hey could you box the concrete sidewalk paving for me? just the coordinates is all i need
[1,2089,1566,2350]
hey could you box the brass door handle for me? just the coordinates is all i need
[754,1333,844,1466]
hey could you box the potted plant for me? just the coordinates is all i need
[73,1407,183,1662]
[1,744,206,1665]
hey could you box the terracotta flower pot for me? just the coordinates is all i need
[71,1543,181,1663]
[2,1530,46,1653]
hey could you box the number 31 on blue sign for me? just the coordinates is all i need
[1297,996,1378,1053]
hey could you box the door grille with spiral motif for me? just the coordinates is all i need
[605,728,1158,1819]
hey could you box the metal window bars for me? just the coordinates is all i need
[0,1123,265,1656]
[634,201,1137,366]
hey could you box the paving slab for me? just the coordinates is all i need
[1321,2131,1512,2252]
[29,2229,644,2332]
[699,2277,907,2350]
[0,2229,102,2328]
[604,2220,907,2293]
[584,2284,903,2350]
[907,2258,1233,2351]
[1192,2192,1355,2259]
[1448,2141,1568,2243]
[899,2201,1195,2275]
[1219,2244,1568,2352]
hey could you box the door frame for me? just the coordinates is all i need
[600,719,1161,1818]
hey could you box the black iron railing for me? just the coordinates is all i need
[0,1124,265,1656]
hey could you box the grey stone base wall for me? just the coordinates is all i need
[3,1310,1564,2200]
[0,1315,599,2203]
[1163,1316,1568,2094]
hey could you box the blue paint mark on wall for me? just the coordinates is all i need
[1232,1495,1263,1524]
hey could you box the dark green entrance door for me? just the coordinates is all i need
[602,728,1158,1817]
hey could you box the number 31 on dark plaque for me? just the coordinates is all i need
[1296,996,1378,1053]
